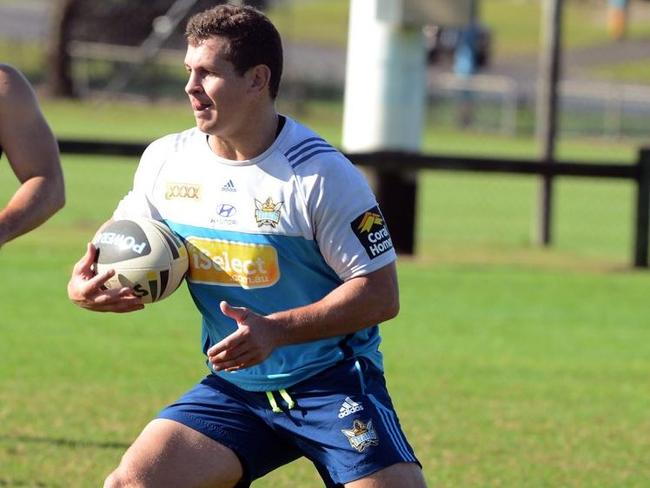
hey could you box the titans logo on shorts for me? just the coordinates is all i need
[351,206,394,259]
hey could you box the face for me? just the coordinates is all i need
[184,37,252,137]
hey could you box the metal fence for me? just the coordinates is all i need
[428,73,650,140]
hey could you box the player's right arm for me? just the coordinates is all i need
[67,223,145,313]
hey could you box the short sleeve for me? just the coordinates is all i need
[302,155,396,281]
[112,137,171,221]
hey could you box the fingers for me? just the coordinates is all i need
[208,332,259,371]
[77,290,144,313]
[222,352,258,372]
[72,242,97,275]
[208,302,251,361]
[209,344,257,372]
[209,303,272,371]
[207,334,243,361]
[68,266,115,302]
[69,244,145,313]
[85,297,145,313]
[85,267,115,293]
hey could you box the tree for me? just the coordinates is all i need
[45,0,269,98]
[47,0,80,97]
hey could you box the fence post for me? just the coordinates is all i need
[633,148,650,268]
[374,170,417,255]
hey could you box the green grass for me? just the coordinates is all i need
[43,99,194,141]
[37,96,643,163]
[465,0,650,60]
[0,40,43,81]
[590,58,650,84]
[1,100,650,486]
[269,0,650,61]
[267,0,350,48]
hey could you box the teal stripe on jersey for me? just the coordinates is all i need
[164,220,383,392]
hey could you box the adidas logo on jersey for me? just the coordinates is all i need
[338,397,364,418]
[221,180,236,192]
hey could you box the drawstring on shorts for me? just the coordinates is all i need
[265,389,295,413]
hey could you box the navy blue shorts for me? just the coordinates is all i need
[157,357,420,487]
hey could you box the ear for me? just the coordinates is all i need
[246,64,271,96]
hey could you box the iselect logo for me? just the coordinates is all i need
[185,237,280,288]
[351,206,394,259]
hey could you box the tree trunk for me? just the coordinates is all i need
[46,0,80,98]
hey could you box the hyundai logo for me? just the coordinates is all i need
[217,204,237,218]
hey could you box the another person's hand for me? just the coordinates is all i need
[67,242,145,313]
[207,301,282,371]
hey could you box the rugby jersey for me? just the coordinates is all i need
[113,116,396,391]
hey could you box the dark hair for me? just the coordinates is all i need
[185,4,283,99]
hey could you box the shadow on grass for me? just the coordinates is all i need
[0,434,129,450]
[0,480,49,487]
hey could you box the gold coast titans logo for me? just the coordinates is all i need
[341,419,379,452]
[254,197,283,228]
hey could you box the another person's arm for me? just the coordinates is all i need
[0,65,65,247]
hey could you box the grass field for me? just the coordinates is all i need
[1,99,650,486]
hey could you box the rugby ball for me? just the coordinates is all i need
[93,218,188,303]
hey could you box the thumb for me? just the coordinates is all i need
[220,301,249,323]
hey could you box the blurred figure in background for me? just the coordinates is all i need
[0,64,65,248]
[607,0,629,40]
[453,20,481,128]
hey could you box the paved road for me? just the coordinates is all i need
[0,1,50,41]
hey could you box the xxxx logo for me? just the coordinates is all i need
[165,182,201,200]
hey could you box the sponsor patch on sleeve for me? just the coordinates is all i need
[351,206,394,259]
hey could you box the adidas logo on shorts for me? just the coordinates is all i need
[338,397,364,418]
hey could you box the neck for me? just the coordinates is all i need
[208,106,279,161]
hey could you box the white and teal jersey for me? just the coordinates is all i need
[113,116,396,391]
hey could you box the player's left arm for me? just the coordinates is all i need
[208,261,398,372]
[0,65,65,247]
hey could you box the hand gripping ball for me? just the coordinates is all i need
[93,218,189,303]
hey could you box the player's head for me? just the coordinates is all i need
[185,4,283,99]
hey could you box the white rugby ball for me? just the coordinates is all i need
[93,218,188,303]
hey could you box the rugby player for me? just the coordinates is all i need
[67,5,426,487]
